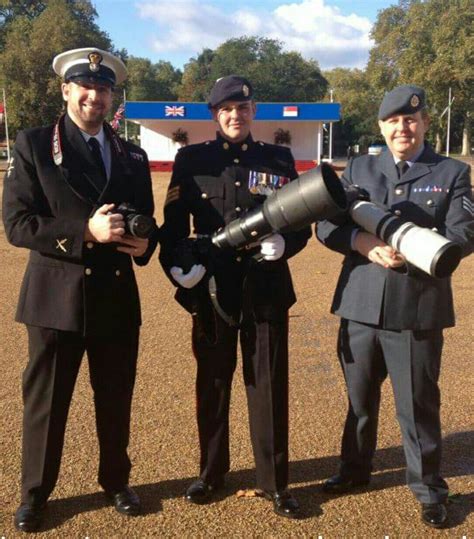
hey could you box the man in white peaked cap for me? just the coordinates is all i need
[3,47,158,532]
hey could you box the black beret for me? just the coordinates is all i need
[208,75,253,108]
[378,85,426,120]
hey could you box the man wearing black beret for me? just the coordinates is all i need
[3,47,158,532]
[317,85,473,528]
[159,75,311,518]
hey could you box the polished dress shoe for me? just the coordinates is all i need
[264,490,300,519]
[185,478,224,504]
[323,475,370,494]
[421,503,447,528]
[14,502,46,532]
[106,486,141,516]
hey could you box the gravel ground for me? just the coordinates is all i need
[0,168,472,538]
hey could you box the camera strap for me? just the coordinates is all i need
[207,274,241,328]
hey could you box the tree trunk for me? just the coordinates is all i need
[435,131,442,153]
[461,113,471,156]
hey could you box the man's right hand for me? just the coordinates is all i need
[354,231,405,269]
[85,203,125,243]
[170,264,206,289]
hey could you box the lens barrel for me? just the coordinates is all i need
[212,164,347,250]
[350,200,461,278]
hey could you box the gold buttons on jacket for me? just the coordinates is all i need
[235,207,241,212]
[115,270,121,277]
[235,181,241,187]
[223,142,229,150]
[427,199,434,207]
[201,193,208,199]
[395,188,404,195]
[233,158,240,164]
[242,144,248,151]
[236,256,242,262]
[86,242,94,249]
[85,268,92,275]
[394,210,401,216]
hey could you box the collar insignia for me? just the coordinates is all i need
[55,238,68,252]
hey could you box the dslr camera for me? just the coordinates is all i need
[115,203,155,239]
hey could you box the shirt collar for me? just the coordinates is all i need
[393,143,425,167]
[216,132,254,152]
[80,126,106,149]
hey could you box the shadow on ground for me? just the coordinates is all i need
[41,430,473,530]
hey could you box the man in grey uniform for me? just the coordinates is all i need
[316,85,473,528]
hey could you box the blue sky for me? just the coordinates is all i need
[94,0,396,70]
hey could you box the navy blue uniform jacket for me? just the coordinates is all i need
[316,145,473,330]
[159,134,311,321]
[2,114,157,335]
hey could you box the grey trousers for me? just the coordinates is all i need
[337,318,448,503]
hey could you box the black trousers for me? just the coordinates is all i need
[21,325,139,504]
[337,319,448,503]
[192,304,289,492]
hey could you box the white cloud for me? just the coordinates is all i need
[136,0,373,69]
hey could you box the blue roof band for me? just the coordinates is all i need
[125,102,340,122]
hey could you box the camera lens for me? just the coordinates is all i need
[127,214,154,238]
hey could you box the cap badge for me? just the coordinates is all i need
[410,94,420,108]
[88,52,103,72]
[242,84,249,97]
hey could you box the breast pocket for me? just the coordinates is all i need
[193,176,225,215]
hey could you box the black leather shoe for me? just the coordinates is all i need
[106,486,141,516]
[264,490,300,519]
[14,503,46,533]
[421,503,447,528]
[322,475,370,494]
[185,478,224,505]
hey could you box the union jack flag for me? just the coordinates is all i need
[110,103,125,130]
[165,105,185,117]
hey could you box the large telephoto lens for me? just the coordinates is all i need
[350,200,462,278]
[212,164,347,250]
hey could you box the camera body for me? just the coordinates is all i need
[115,203,155,239]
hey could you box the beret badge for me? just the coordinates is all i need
[88,52,103,72]
[242,84,249,97]
[410,94,420,108]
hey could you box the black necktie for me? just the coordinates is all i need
[396,160,409,179]
[88,137,107,189]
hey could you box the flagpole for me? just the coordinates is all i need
[2,88,11,162]
[328,89,333,163]
[123,89,128,141]
[446,87,452,157]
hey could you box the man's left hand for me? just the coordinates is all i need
[116,235,149,257]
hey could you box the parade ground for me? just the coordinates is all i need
[0,169,472,537]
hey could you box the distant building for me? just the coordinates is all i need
[125,101,340,171]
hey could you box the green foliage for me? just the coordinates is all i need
[367,0,473,154]
[178,37,328,102]
[0,0,111,135]
[126,57,182,101]
[324,67,381,151]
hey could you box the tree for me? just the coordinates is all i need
[125,57,181,101]
[367,0,473,155]
[0,0,111,135]
[126,57,160,101]
[178,48,215,101]
[324,68,381,153]
[178,37,328,102]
